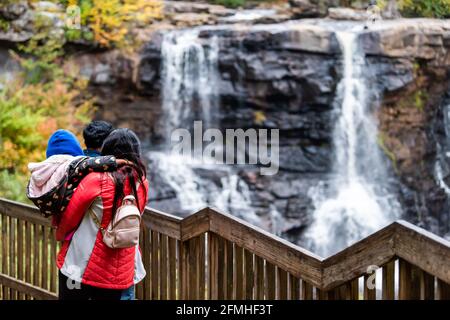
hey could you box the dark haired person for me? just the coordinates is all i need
[83,120,114,157]
[55,128,148,300]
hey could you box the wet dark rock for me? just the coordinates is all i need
[147,160,177,202]
[366,56,415,92]
[278,145,331,173]
[286,197,314,220]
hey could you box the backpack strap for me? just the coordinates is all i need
[89,209,105,233]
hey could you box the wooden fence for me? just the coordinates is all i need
[0,197,449,300]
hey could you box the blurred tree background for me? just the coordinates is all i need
[0,0,163,202]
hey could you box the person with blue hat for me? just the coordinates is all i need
[46,129,84,159]
[27,129,121,218]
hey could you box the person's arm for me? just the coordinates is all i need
[55,172,102,241]
[72,156,117,178]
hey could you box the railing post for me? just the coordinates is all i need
[289,274,300,300]
[265,262,276,300]
[244,249,254,299]
[234,245,245,299]
[168,237,177,300]
[208,233,219,300]
[255,256,264,299]
[302,281,313,300]
[160,235,168,300]
[143,226,151,300]
[364,274,376,300]
[2,214,9,299]
[437,279,450,300]
[347,279,359,300]
[382,260,395,300]
[180,240,189,299]
[277,268,288,300]
[225,240,234,300]
[419,270,435,300]
[217,237,226,300]
[188,237,198,300]
[399,259,421,300]
[198,234,206,300]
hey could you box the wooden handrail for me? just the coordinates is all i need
[393,221,450,285]
[1,198,449,292]
[0,198,50,227]
[0,274,57,300]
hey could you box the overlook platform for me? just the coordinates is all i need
[0,197,449,300]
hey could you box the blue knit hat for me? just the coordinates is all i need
[46,129,84,159]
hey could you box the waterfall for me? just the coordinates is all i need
[161,29,220,134]
[305,31,401,257]
[435,101,450,194]
[153,28,261,226]
[434,100,450,240]
[149,151,206,212]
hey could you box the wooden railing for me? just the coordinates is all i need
[0,197,449,300]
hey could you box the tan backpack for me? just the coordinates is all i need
[91,195,141,249]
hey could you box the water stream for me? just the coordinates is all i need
[151,28,261,226]
[305,30,401,257]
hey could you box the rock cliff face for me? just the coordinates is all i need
[363,20,450,235]
[131,19,450,239]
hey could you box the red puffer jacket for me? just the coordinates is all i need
[56,171,148,290]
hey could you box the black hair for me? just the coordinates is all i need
[83,120,114,150]
[101,128,147,218]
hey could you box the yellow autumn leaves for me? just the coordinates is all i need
[67,0,163,47]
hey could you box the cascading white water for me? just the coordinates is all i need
[305,31,401,257]
[149,152,206,212]
[154,28,260,226]
[161,29,220,134]
[434,100,450,240]
[435,101,450,194]
[149,150,259,223]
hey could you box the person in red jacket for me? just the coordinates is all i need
[56,128,149,300]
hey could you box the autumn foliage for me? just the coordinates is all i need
[65,0,163,47]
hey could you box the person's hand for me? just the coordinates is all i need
[116,159,133,166]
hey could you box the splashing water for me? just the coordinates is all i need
[305,31,400,257]
[154,29,262,227]
[149,152,206,212]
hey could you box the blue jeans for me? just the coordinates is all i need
[121,286,135,300]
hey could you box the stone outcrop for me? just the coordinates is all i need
[289,0,338,18]
[164,1,235,27]
[328,7,372,21]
